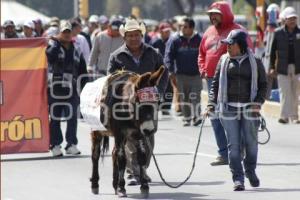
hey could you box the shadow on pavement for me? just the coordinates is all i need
[1,152,202,162]
[128,191,228,200]
[159,128,176,130]
[153,152,201,156]
[150,181,225,187]
[1,154,91,162]
[158,117,174,121]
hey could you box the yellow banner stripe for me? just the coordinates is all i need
[1,47,47,71]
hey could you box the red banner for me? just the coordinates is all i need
[0,38,50,154]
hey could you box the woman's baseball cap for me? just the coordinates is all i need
[221,29,247,45]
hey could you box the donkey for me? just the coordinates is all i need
[88,66,165,198]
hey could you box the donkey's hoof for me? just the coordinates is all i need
[91,187,99,194]
[141,187,149,198]
[117,189,127,198]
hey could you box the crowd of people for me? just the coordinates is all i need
[1,1,299,191]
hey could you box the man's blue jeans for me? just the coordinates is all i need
[219,106,259,183]
[207,78,228,160]
[48,93,79,148]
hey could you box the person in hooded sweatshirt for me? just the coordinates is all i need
[198,1,253,166]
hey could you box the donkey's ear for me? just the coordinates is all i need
[135,72,151,88]
[149,65,165,86]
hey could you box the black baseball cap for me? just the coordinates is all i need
[109,18,123,30]
[221,29,247,45]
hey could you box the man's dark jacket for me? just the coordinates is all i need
[107,43,169,94]
[209,56,267,105]
[46,39,88,98]
[270,26,300,75]
[150,36,169,58]
[164,33,202,75]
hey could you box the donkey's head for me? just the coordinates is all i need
[123,66,165,135]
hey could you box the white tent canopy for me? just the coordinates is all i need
[1,0,50,25]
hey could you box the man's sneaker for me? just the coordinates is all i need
[65,145,81,155]
[210,156,228,166]
[176,112,183,116]
[278,118,288,124]
[291,119,300,124]
[162,111,171,115]
[127,175,140,186]
[51,145,63,157]
[233,181,245,191]
[183,120,191,127]
[246,172,260,187]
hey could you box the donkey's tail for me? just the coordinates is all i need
[91,131,110,161]
[101,136,109,158]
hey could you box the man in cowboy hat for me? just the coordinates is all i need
[108,18,168,186]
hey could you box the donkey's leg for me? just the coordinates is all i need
[115,140,127,197]
[90,131,102,194]
[112,146,119,195]
[137,139,149,198]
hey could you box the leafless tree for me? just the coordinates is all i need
[173,0,195,16]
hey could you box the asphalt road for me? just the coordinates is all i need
[2,113,300,200]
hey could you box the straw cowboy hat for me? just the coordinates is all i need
[119,18,146,37]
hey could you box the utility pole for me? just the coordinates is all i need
[78,0,89,19]
[74,0,78,17]
[256,0,265,31]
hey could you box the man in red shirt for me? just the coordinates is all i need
[198,1,252,166]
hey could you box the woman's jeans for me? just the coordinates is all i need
[219,105,259,183]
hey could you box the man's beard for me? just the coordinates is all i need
[212,20,221,28]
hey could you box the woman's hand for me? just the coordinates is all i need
[268,69,277,78]
[204,105,215,118]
